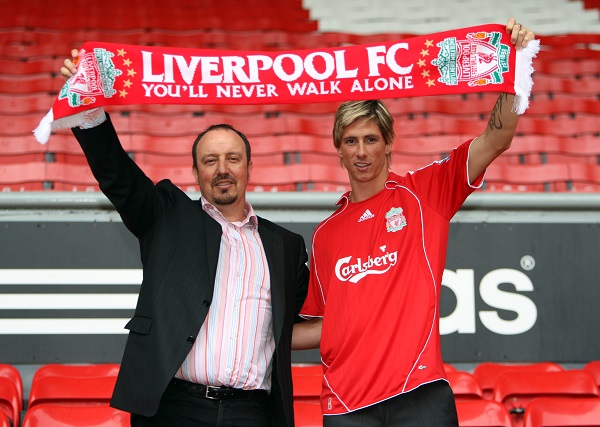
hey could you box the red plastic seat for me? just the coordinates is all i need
[543,136,600,165]
[532,74,600,95]
[292,363,322,406]
[28,364,120,409]
[292,374,322,405]
[483,163,571,192]
[32,364,120,382]
[493,371,599,427]
[446,371,484,401]
[523,397,600,427]
[569,164,600,192]
[0,93,55,114]
[455,400,513,427]
[0,412,9,427]
[292,364,323,377]
[22,404,130,427]
[294,401,322,427]
[28,376,118,409]
[44,163,100,187]
[0,364,23,414]
[0,377,20,427]
[0,75,60,94]
[474,362,564,400]
[534,58,599,76]
[0,162,47,187]
[443,363,457,373]
[584,361,600,390]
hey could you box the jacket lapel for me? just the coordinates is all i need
[200,206,222,288]
[258,219,285,345]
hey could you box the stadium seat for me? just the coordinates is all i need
[292,374,322,405]
[446,371,484,401]
[0,162,47,187]
[483,163,571,192]
[569,164,600,192]
[0,93,55,114]
[0,75,59,95]
[492,370,599,427]
[31,364,120,382]
[0,377,20,427]
[292,364,323,377]
[584,361,600,390]
[22,403,130,427]
[292,364,323,414]
[473,362,564,400]
[44,163,100,188]
[550,136,600,165]
[28,376,118,409]
[534,58,599,76]
[523,397,600,427]
[532,74,600,96]
[392,136,458,162]
[455,400,513,427]
[0,412,9,427]
[0,364,23,414]
[28,364,120,409]
[444,363,457,373]
[294,401,322,427]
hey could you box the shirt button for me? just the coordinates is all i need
[187,336,195,344]
[202,300,210,307]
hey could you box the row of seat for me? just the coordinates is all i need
[293,362,600,427]
[1,91,597,117]
[1,1,317,32]
[2,160,600,193]
[3,131,600,166]
[1,30,599,58]
[2,362,599,427]
[11,398,597,427]
[2,110,598,140]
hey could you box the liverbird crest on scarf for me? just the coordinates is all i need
[34,24,540,143]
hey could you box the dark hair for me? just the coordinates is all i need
[192,124,252,170]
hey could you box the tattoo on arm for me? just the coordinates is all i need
[487,93,509,131]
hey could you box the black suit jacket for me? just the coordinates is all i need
[72,116,309,426]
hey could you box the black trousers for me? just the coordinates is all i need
[130,380,272,427]
[323,380,458,427]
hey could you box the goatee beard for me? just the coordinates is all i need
[213,192,237,206]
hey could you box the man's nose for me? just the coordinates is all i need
[356,142,367,156]
[216,158,228,173]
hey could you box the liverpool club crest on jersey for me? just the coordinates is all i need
[385,207,407,232]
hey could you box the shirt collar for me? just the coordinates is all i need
[201,196,258,228]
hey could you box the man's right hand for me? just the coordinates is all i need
[60,48,80,80]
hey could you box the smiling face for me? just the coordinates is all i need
[192,128,252,220]
[337,117,392,201]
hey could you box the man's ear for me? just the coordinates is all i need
[192,166,199,183]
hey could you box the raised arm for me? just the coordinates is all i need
[467,18,536,184]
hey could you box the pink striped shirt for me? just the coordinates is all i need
[175,198,274,391]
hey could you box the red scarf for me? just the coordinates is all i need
[34,24,539,143]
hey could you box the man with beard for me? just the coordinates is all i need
[61,51,309,427]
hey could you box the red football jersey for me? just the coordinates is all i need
[300,139,483,415]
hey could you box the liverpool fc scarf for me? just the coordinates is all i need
[34,24,540,144]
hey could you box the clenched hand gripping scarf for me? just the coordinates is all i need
[34,24,540,143]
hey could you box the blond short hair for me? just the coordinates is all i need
[333,100,395,165]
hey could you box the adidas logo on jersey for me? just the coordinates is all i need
[358,209,375,222]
